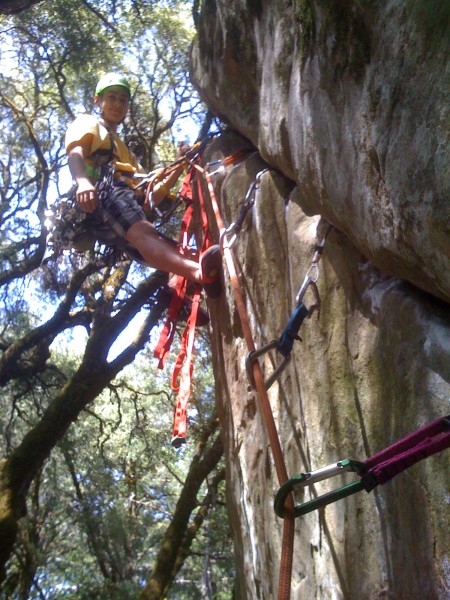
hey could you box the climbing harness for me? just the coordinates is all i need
[274,414,450,518]
[246,224,332,391]
[96,161,116,203]
[48,127,192,259]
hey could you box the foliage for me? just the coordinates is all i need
[2,347,232,598]
[0,1,233,598]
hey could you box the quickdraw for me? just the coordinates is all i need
[274,415,450,518]
[220,168,268,250]
[246,224,332,390]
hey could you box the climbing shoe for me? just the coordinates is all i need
[156,286,210,327]
[200,245,223,299]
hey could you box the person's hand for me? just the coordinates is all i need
[76,180,98,213]
[176,142,191,159]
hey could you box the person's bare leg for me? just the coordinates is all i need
[126,220,202,283]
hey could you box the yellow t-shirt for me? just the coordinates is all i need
[65,114,144,186]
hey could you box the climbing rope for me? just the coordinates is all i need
[189,158,295,600]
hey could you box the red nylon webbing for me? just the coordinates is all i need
[170,163,220,442]
[154,163,217,443]
[363,415,450,489]
[153,275,187,370]
[180,168,194,202]
[196,176,214,251]
[153,187,196,368]
[171,286,202,440]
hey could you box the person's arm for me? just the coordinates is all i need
[150,164,184,206]
[145,143,191,208]
[68,141,98,213]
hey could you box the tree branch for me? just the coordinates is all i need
[141,418,223,600]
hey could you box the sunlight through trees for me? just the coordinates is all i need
[0,1,233,597]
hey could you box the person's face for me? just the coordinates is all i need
[95,86,129,125]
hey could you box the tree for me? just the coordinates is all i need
[0,0,45,15]
[1,340,231,598]
[0,1,233,597]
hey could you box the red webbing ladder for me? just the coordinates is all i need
[154,167,213,445]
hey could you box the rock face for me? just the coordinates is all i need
[197,134,449,599]
[190,2,449,599]
[191,1,449,303]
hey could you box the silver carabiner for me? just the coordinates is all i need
[219,225,238,251]
[295,263,320,306]
[245,341,292,391]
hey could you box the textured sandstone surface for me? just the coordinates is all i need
[191,1,450,303]
[197,134,449,599]
[189,1,449,598]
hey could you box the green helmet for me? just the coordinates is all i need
[95,73,131,97]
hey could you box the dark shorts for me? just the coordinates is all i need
[85,182,147,261]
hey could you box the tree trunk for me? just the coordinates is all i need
[141,420,224,600]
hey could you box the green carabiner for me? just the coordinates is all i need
[274,459,367,518]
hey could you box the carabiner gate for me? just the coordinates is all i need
[245,341,292,391]
[274,459,368,518]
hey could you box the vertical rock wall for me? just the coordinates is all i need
[189,1,450,598]
[198,134,449,599]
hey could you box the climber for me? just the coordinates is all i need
[64,72,222,300]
